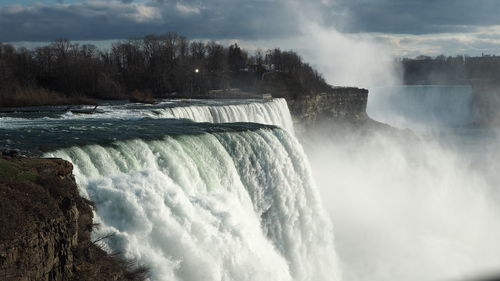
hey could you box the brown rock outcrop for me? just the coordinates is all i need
[288,88,369,126]
[0,156,147,281]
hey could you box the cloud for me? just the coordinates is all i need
[0,1,163,41]
[175,3,201,15]
[0,0,302,42]
[369,26,500,57]
[336,0,500,34]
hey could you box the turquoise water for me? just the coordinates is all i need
[0,118,275,155]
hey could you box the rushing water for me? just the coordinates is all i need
[0,98,339,281]
[44,128,338,281]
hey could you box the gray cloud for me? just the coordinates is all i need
[366,25,500,57]
[338,0,500,34]
[0,0,303,42]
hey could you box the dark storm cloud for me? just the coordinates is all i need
[0,0,302,42]
[2,0,500,43]
[338,0,500,34]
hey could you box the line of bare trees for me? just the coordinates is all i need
[0,32,331,106]
[401,55,500,86]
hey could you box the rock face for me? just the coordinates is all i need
[260,71,370,126]
[288,88,369,126]
[0,156,147,281]
[279,85,399,137]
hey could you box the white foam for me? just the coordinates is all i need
[45,128,339,281]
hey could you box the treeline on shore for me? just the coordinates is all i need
[0,32,331,107]
[401,55,500,86]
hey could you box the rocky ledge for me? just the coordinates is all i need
[260,71,371,127]
[0,155,147,281]
[288,88,369,126]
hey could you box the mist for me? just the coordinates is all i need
[273,2,500,280]
[288,0,401,89]
[297,37,500,279]
[235,0,401,89]
[303,123,500,281]
[300,86,500,280]
[296,24,400,89]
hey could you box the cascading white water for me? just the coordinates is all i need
[44,127,339,281]
[1,98,340,279]
[149,99,295,133]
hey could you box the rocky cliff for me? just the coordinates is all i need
[288,87,369,126]
[261,71,370,126]
[0,155,147,281]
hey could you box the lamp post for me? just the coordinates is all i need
[191,68,199,94]
[193,68,200,94]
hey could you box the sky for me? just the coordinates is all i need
[2,0,500,57]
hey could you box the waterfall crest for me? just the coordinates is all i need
[148,99,294,133]
[1,98,294,133]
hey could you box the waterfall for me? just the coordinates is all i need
[149,99,294,133]
[44,127,340,281]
